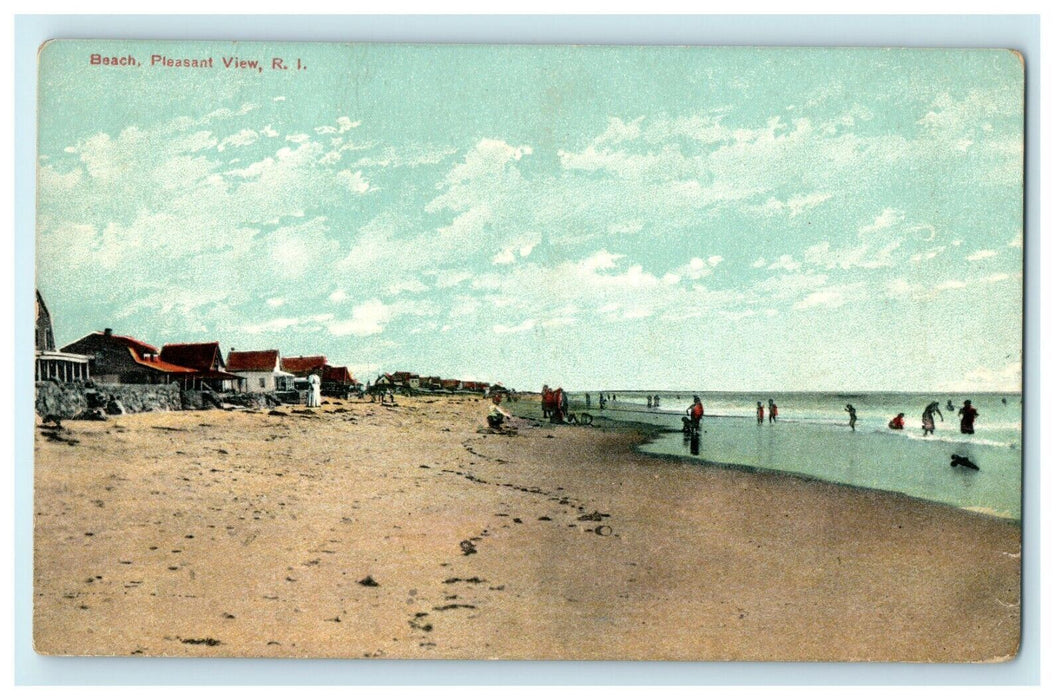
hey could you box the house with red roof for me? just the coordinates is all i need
[321,364,360,397]
[280,355,328,378]
[160,341,242,391]
[62,329,197,385]
[226,349,295,393]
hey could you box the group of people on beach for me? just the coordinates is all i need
[878,399,979,435]
[540,385,570,424]
[755,399,779,425]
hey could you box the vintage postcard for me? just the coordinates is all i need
[34,40,1023,661]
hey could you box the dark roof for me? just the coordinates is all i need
[322,365,354,383]
[227,350,280,372]
[160,342,223,372]
[281,355,328,375]
[63,330,159,357]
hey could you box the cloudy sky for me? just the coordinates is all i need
[36,42,1023,391]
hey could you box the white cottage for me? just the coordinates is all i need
[225,349,294,393]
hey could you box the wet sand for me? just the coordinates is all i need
[33,395,1021,660]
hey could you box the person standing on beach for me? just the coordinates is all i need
[756,401,765,425]
[687,396,705,432]
[585,392,591,408]
[599,392,606,409]
[921,401,943,436]
[307,373,322,408]
[958,400,979,434]
[768,399,778,424]
[844,403,857,431]
[541,385,553,420]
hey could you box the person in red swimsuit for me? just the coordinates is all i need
[687,396,705,431]
[756,401,765,425]
[888,413,905,430]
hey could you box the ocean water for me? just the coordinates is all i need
[558,391,1023,521]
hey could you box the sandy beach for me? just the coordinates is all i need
[33,394,1021,661]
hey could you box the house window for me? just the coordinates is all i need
[259,377,266,388]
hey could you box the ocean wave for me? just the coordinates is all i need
[900,432,1018,449]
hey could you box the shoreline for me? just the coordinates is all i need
[511,400,1021,524]
[34,395,1021,661]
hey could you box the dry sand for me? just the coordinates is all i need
[33,395,1021,661]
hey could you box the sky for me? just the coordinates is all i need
[36,41,1024,392]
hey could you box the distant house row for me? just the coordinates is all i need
[35,290,502,398]
[52,329,363,397]
[35,292,362,396]
[375,371,505,396]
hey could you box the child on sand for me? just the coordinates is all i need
[888,413,905,430]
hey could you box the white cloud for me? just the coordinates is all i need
[935,279,968,291]
[217,128,260,151]
[493,319,536,334]
[859,207,904,235]
[337,169,371,194]
[266,297,285,308]
[768,254,801,272]
[793,287,848,310]
[909,246,946,263]
[966,249,999,262]
[941,361,1021,393]
[328,299,393,337]
[328,289,348,303]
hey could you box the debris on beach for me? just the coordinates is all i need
[357,575,379,587]
[267,410,287,417]
[180,637,221,646]
[577,511,611,522]
[460,540,477,555]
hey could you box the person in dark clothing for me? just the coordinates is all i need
[959,400,979,434]
[844,403,857,431]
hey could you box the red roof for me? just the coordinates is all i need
[127,347,197,374]
[160,342,223,372]
[227,350,280,372]
[281,355,328,375]
[322,365,354,383]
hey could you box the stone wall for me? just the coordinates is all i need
[35,381,182,419]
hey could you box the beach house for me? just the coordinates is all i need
[61,329,196,385]
[159,342,242,392]
[226,349,295,393]
[321,364,358,397]
[35,289,90,383]
[281,355,328,378]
